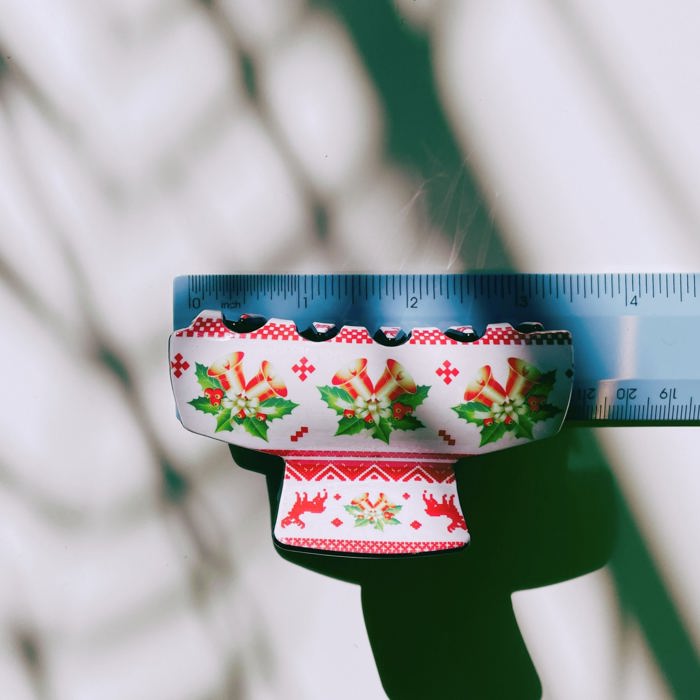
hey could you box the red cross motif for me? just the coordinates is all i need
[170,353,190,378]
[291,356,316,381]
[435,360,459,385]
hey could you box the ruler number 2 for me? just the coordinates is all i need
[407,296,418,309]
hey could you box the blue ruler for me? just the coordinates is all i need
[173,274,700,425]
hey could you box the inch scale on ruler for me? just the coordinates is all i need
[174,274,700,425]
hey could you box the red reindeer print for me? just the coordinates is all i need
[422,491,468,533]
[280,490,328,528]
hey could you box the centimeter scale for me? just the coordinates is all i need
[173,274,700,425]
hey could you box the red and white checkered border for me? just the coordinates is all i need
[174,312,572,345]
[276,537,466,554]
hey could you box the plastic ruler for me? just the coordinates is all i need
[173,274,700,425]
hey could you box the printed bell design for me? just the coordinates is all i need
[207,351,245,392]
[374,359,417,401]
[245,361,288,402]
[332,358,373,400]
[505,357,541,399]
[464,365,508,407]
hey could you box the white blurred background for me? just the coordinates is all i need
[1,0,699,698]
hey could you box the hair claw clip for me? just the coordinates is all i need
[169,311,574,556]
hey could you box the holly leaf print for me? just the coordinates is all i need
[371,417,392,444]
[395,385,430,408]
[318,385,354,414]
[189,396,221,415]
[335,416,365,437]
[258,397,299,421]
[527,370,556,396]
[512,413,534,440]
[452,401,491,424]
[195,363,222,392]
[479,421,507,447]
[215,408,234,432]
[390,414,424,431]
[530,402,561,421]
[241,416,269,441]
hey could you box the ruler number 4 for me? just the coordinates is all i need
[626,295,638,306]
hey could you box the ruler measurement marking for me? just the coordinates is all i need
[176,274,700,425]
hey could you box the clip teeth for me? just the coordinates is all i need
[515,322,545,334]
[373,327,410,346]
[444,325,480,342]
[298,322,340,342]
[222,313,268,333]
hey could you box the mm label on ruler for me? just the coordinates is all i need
[569,380,700,423]
[173,274,700,426]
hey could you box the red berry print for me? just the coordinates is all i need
[204,387,224,406]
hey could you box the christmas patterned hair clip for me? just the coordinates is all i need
[169,311,574,556]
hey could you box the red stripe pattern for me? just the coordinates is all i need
[284,460,456,483]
